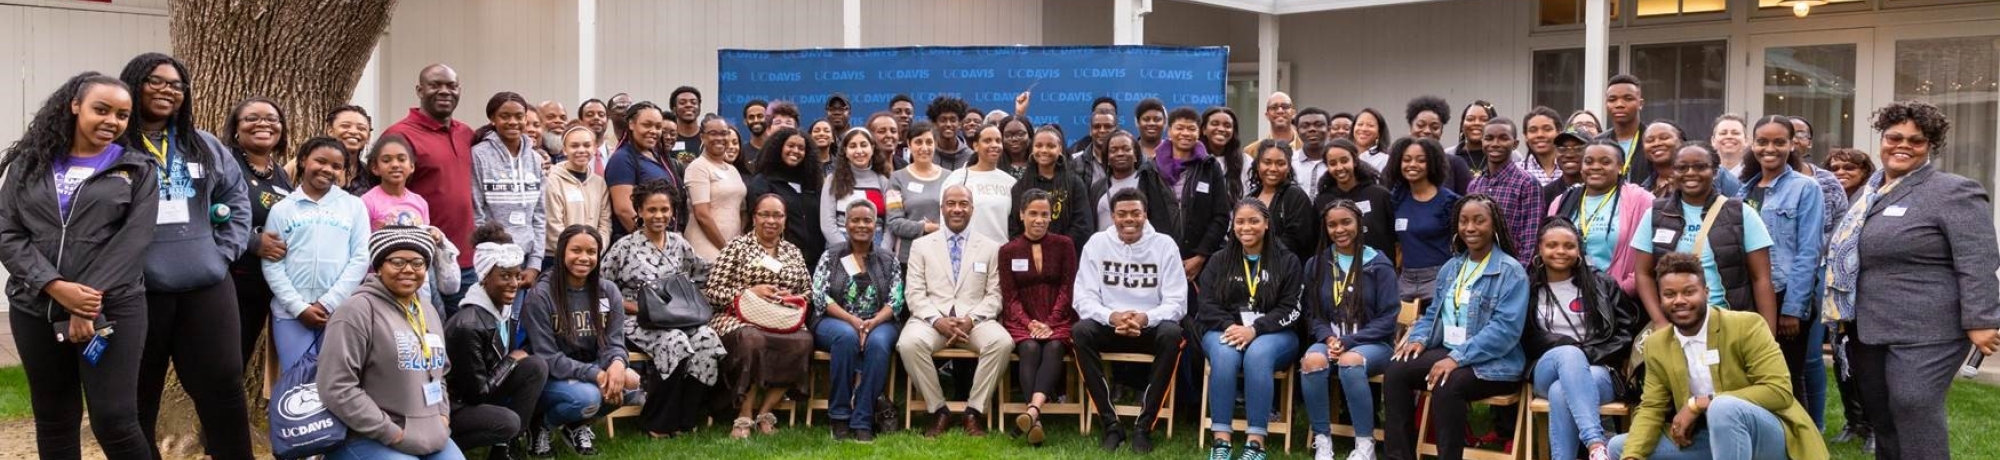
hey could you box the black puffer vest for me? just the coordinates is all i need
[1649,193,1751,310]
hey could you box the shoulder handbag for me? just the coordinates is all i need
[636,273,714,331]
[733,291,808,333]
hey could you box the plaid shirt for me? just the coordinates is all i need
[1470,160,1546,267]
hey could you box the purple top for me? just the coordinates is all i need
[1152,140,1210,192]
[51,144,125,219]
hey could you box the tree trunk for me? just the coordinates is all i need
[153,1,394,457]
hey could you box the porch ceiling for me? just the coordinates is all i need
[1170,0,1448,15]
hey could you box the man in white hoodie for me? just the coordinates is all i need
[1072,188,1188,454]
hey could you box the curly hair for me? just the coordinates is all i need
[629,178,680,217]
[1872,100,1952,151]
[1655,251,1703,281]
[1823,147,1874,180]
[1386,137,1450,190]
[2,73,130,178]
[474,220,514,245]
[1406,95,1451,125]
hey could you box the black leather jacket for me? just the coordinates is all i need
[1523,267,1645,376]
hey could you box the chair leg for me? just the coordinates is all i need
[1199,365,1211,448]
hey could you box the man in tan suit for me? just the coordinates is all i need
[899,184,1012,437]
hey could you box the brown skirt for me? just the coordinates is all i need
[719,326,813,396]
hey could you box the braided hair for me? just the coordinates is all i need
[1317,199,1369,324]
[1449,193,1516,259]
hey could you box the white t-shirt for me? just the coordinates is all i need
[942,167,1016,243]
[1539,278,1587,342]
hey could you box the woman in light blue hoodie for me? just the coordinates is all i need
[263,137,372,370]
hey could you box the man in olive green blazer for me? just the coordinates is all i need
[1611,252,1827,460]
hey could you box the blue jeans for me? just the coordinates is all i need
[538,379,604,428]
[813,316,899,431]
[1531,346,1617,460]
[438,267,478,318]
[327,436,466,460]
[1201,330,1298,436]
[1608,395,1790,460]
[1800,320,1827,428]
[1301,342,1391,436]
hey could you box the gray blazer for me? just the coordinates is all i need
[1855,164,2000,345]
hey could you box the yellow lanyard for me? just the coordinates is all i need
[1577,189,1617,241]
[401,299,433,364]
[141,134,169,165]
[1242,257,1262,305]
[1452,253,1492,313]
[1618,137,1638,176]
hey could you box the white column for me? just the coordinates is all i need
[578,0,597,103]
[1258,13,1278,138]
[1113,0,1149,45]
[843,0,861,47]
[1583,0,1609,115]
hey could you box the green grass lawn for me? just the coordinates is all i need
[0,366,1992,459]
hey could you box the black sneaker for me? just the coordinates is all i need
[833,423,853,441]
[1209,439,1234,460]
[1238,440,1268,460]
[1131,427,1156,454]
[487,442,521,460]
[854,429,877,443]
[560,424,599,456]
[1099,423,1127,451]
[526,424,554,458]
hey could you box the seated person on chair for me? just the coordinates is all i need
[1382,194,1530,460]
[1609,251,1826,460]
[897,184,1013,438]
[444,224,549,459]
[1299,199,1401,460]
[1071,188,1189,454]
[1195,199,1305,460]
[1522,218,1642,460]
[999,190,1081,447]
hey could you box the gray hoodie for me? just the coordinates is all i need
[317,276,453,455]
[143,129,253,292]
[471,131,549,269]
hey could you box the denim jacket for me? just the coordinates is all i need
[1408,250,1530,381]
[1737,165,1824,318]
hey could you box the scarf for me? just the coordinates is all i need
[1823,169,1900,323]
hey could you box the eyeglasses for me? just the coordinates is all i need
[755,211,786,219]
[1882,132,1930,148]
[143,76,186,93]
[240,115,282,126]
[383,257,429,271]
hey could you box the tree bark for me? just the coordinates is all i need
[155,1,394,457]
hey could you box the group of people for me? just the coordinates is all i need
[2,51,1995,460]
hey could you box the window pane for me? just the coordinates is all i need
[1683,0,1726,13]
[1758,0,1863,7]
[1533,48,1622,116]
[1542,0,1580,26]
[1764,44,1857,162]
[1633,41,1728,140]
[1895,35,2000,192]
[1636,0,1679,16]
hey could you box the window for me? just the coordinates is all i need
[1894,35,1999,192]
[1632,41,1728,140]
[1755,0,1869,17]
[1636,0,1727,17]
[1539,0,1620,27]
[1533,47,1622,116]
[1756,0,1864,6]
[1763,44,1858,161]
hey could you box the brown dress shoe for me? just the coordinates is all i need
[924,409,953,438]
[962,410,987,437]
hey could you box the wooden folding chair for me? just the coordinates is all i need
[600,352,650,439]
[804,350,898,426]
[1414,383,1531,460]
[1081,352,1178,438]
[1198,363,1300,452]
[1523,398,1631,460]
[996,350,1086,433]
[1328,300,1426,441]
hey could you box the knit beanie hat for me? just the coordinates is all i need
[369,225,436,271]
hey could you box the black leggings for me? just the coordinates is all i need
[1074,320,1181,430]
[452,356,549,447]
[13,301,152,460]
[1382,348,1519,460]
[1016,339,1068,399]
[233,269,271,367]
[136,280,252,460]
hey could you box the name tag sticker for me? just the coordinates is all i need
[973,262,989,274]
[1395,218,1409,231]
[1653,229,1675,245]
[565,189,585,203]
[1196,182,1210,194]
[841,256,862,275]
[1239,311,1262,326]
[186,163,203,179]
[1703,349,1721,366]
[1357,201,1372,214]
[425,333,446,349]
[908,182,926,194]
[157,199,191,225]
[1011,259,1029,272]
[673,141,686,151]
[508,212,527,226]
[1884,206,1908,217]
[423,381,445,406]
[1444,326,1468,346]
[758,254,784,272]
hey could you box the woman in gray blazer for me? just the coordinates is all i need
[1826,100,2000,460]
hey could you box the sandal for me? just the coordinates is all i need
[756,413,780,435]
[1016,406,1046,446]
[730,417,754,439]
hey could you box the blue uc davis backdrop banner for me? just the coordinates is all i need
[718,46,1229,145]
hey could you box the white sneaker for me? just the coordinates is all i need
[1311,434,1337,460]
[1346,438,1376,460]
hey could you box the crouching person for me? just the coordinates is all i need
[444,223,549,458]
[318,226,464,460]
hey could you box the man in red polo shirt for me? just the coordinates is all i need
[382,63,476,313]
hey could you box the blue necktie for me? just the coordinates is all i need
[949,234,964,284]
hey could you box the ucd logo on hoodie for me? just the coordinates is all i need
[1099,262,1161,289]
